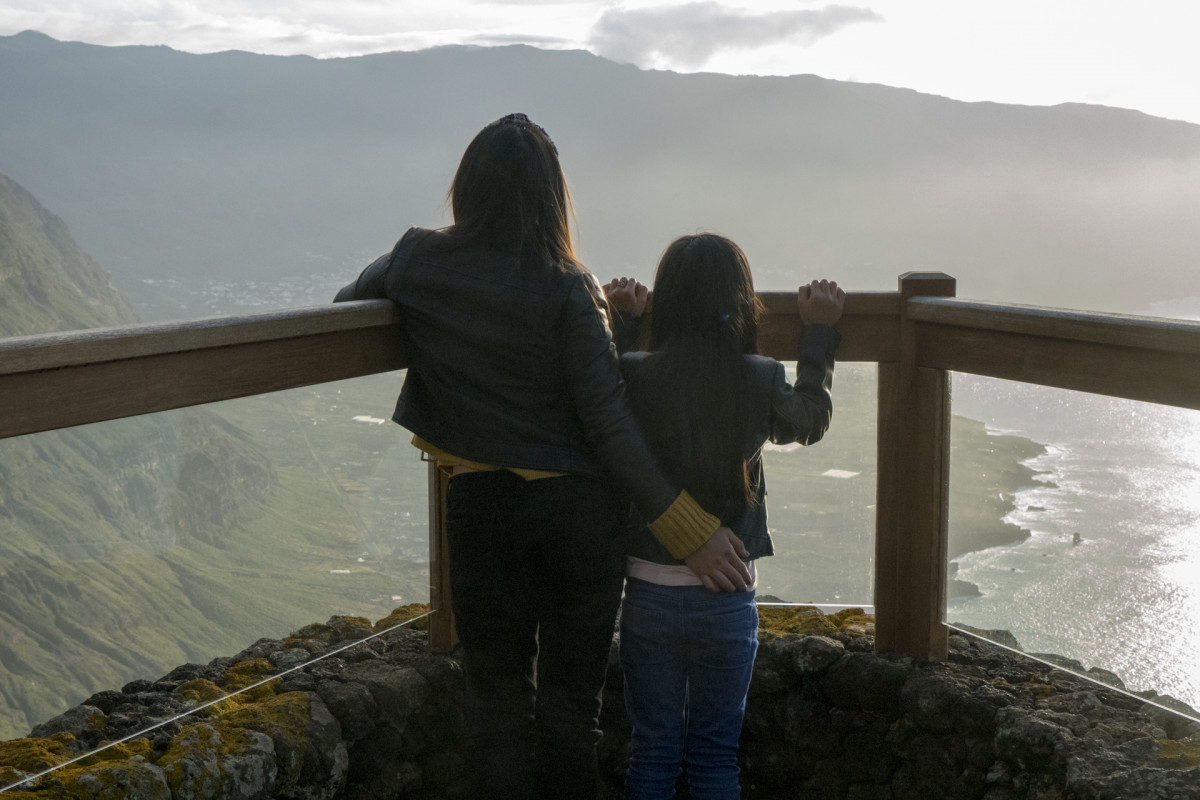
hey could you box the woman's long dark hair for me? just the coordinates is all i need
[647,234,766,518]
[448,113,580,270]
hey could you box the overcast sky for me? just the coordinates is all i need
[2,1,1199,126]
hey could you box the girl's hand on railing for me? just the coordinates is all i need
[603,277,649,317]
[798,279,845,326]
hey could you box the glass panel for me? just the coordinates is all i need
[947,374,1200,718]
[0,372,430,754]
[126,273,351,323]
[756,362,877,606]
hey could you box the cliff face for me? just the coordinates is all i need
[0,173,277,739]
[0,173,137,336]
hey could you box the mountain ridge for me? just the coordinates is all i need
[0,174,137,336]
[3,31,1199,312]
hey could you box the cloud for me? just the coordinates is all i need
[0,1,597,58]
[588,2,882,70]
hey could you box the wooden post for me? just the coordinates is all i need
[427,461,458,652]
[874,272,956,660]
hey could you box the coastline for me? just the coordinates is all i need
[755,404,1050,606]
[942,393,1200,717]
[946,414,1050,598]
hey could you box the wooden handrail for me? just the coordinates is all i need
[0,301,407,440]
[908,297,1200,355]
[908,297,1200,411]
[0,302,403,375]
[0,293,899,441]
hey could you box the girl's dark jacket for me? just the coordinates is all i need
[333,226,719,555]
[616,318,840,564]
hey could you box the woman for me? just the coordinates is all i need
[605,234,843,799]
[334,115,748,800]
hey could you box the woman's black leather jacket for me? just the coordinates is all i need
[333,226,712,543]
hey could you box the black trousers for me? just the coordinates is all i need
[446,470,627,800]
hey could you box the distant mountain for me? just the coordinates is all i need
[2,30,1200,312]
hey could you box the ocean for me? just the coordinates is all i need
[948,373,1200,713]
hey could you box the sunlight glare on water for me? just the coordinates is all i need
[948,377,1200,713]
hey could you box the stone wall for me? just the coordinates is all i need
[2,607,1198,800]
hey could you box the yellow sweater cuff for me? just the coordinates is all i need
[648,490,721,560]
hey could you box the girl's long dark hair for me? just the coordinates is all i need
[448,113,580,271]
[647,234,766,518]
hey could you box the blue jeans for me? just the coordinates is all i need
[619,577,759,800]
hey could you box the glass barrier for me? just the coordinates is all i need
[946,374,1200,719]
[756,363,877,606]
[0,371,429,758]
[123,273,353,323]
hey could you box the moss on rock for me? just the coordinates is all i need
[75,739,153,768]
[0,736,72,773]
[828,607,875,635]
[290,616,373,645]
[219,659,281,705]
[373,603,430,632]
[2,737,164,799]
[1157,737,1200,767]
[15,758,170,800]
[157,720,276,799]
[217,691,346,796]
[1025,681,1059,700]
[176,679,227,706]
[758,605,875,638]
[222,659,276,691]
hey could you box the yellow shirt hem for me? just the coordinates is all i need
[412,435,566,481]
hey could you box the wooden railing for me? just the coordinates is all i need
[4,273,1199,660]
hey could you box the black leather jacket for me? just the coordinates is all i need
[333,226,706,535]
[618,324,840,564]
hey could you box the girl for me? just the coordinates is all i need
[333,116,748,800]
[605,234,844,799]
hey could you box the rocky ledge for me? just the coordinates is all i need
[2,605,1198,800]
